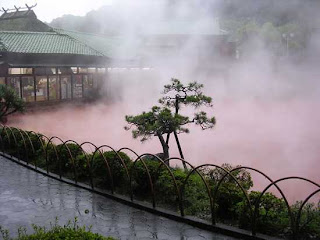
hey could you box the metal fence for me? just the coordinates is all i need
[0,125,319,240]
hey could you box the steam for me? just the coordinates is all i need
[9,0,320,202]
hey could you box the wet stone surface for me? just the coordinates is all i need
[0,156,237,240]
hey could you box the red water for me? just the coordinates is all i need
[9,98,320,203]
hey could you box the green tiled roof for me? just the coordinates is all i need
[0,17,53,32]
[55,29,140,60]
[0,31,104,56]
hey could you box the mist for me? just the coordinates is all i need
[10,0,320,202]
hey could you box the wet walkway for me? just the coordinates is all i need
[0,156,237,240]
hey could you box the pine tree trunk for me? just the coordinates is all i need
[173,131,188,171]
[157,134,170,166]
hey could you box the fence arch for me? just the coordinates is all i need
[92,145,131,194]
[1,126,319,239]
[130,154,156,208]
[296,189,320,237]
[46,136,65,176]
[215,166,294,234]
[117,147,139,159]
[253,177,320,237]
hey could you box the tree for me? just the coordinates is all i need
[0,85,24,123]
[125,79,215,167]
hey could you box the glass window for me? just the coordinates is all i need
[34,68,46,75]
[60,76,71,99]
[35,76,48,101]
[21,77,35,102]
[58,68,72,75]
[71,67,78,74]
[8,68,20,75]
[97,68,106,73]
[93,74,102,89]
[0,78,5,85]
[48,68,57,75]
[8,68,32,75]
[49,76,60,100]
[88,68,96,73]
[79,67,88,73]
[73,75,83,99]
[7,77,21,97]
[83,75,94,97]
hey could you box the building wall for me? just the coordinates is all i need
[0,65,107,104]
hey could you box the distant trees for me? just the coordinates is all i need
[125,79,215,166]
[0,85,24,123]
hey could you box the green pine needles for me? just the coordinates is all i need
[125,78,216,163]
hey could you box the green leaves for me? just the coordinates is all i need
[124,78,216,159]
[125,106,190,142]
[194,112,216,130]
[160,78,212,108]
[0,84,24,121]
[1,218,114,240]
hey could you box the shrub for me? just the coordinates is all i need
[0,128,21,157]
[182,173,211,218]
[16,132,45,163]
[236,191,289,235]
[0,218,114,240]
[131,159,162,196]
[91,151,132,190]
[291,201,320,239]
[203,164,254,223]
[153,167,210,216]
[47,143,83,179]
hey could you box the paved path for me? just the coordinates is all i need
[0,156,237,240]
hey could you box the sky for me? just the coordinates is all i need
[1,0,113,22]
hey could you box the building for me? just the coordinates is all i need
[0,6,235,105]
[0,7,111,105]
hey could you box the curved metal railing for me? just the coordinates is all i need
[0,125,318,240]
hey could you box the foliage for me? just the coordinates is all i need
[91,151,131,190]
[1,127,320,239]
[159,79,213,109]
[0,85,24,123]
[291,201,320,239]
[47,143,83,177]
[0,218,114,240]
[156,168,211,217]
[236,191,289,235]
[125,79,215,160]
[131,159,162,195]
[125,106,189,142]
[205,164,253,191]
[202,164,252,222]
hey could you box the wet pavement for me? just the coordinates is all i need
[0,156,237,240]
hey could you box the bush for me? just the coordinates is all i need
[47,143,83,179]
[155,168,187,206]
[236,191,289,235]
[1,127,319,239]
[0,128,21,157]
[203,164,253,223]
[291,201,320,239]
[182,173,211,218]
[16,132,45,163]
[91,151,132,190]
[0,218,114,240]
[131,159,162,196]
[0,128,46,165]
